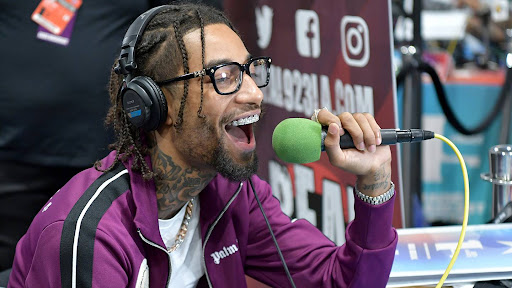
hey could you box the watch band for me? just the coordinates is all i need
[355,181,395,205]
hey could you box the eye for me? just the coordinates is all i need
[214,65,239,86]
[250,67,260,78]
[215,71,232,83]
[251,64,266,79]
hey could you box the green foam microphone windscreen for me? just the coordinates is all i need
[272,118,322,164]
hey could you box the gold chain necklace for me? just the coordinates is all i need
[167,197,195,253]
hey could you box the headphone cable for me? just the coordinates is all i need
[249,178,297,288]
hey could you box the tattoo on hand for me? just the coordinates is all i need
[373,164,388,181]
[362,181,389,191]
[361,163,391,192]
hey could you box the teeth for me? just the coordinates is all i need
[230,114,259,126]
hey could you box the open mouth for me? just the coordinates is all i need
[225,114,259,145]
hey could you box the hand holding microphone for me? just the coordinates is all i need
[271,109,434,197]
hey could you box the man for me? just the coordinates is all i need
[9,3,397,288]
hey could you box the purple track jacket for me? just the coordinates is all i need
[9,151,397,288]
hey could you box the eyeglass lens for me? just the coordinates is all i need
[213,59,269,94]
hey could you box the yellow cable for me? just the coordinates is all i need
[446,39,459,56]
[433,134,470,288]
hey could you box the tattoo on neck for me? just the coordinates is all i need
[150,147,213,217]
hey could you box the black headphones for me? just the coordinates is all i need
[114,5,170,132]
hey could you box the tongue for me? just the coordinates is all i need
[226,125,248,143]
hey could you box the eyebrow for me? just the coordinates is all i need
[204,55,253,68]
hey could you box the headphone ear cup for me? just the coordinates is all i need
[121,76,168,131]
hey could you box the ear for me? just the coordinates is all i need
[165,103,174,126]
[160,87,176,126]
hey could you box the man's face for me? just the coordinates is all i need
[167,24,264,181]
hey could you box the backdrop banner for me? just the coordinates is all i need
[224,0,403,243]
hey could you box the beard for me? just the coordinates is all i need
[176,115,259,182]
[211,143,259,182]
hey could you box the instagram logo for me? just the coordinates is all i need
[341,16,370,67]
[295,9,321,58]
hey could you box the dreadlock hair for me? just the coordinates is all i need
[95,3,238,180]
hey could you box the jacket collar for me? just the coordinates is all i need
[122,152,245,247]
[124,155,166,247]
[199,175,243,240]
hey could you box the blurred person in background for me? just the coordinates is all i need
[457,0,512,67]
[0,0,222,272]
[458,0,511,45]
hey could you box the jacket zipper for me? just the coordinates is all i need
[202,182,243,288]
[137,229,172,287]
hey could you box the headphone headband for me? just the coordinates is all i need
[114,5,170,79]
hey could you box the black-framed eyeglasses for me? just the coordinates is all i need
[156,56,272,95]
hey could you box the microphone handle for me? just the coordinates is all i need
[320,128,435,150]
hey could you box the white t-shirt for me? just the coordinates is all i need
[158,198,204,288]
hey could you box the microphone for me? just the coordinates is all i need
[272,118,435,163]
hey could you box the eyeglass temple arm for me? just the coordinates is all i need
[156,70,206,85]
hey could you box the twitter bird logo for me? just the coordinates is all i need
[255,5,273,49]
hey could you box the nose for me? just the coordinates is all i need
[235,73,264,106]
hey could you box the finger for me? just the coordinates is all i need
[311,107,330,122]
[338,112,364,151]
[363,113,382,145]
[316,109,343,134]
[323,122,345,167]
[353,113,378,153]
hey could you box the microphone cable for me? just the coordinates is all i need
[249,178,296,288]
[433,133,469,288]
[264,129,469,287]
